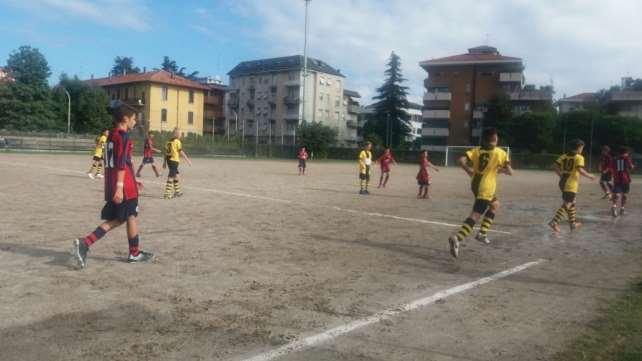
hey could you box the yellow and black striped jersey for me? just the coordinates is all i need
[165,138,182,162]
[465,146,510,201]
[555,152,585,193]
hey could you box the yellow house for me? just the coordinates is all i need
[87,70,208,135]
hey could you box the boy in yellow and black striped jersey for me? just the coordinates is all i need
[87,128,109,179]
[549,139,596,232]
[448,128,513,258]
[358,142,373,195]
[163,128,192,199]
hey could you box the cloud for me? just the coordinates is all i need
[5,0,151,31]
[230,0,642,103]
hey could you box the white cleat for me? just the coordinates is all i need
[448,236,460,258]
[95,174,104,179]
[87,173,95,179]
[475,233,491,245]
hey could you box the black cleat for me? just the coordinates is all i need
[128,250,154,263]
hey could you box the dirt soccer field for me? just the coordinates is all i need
[1,152,641,361]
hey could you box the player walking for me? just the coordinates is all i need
[448,128,512,258]
[72,101,153,269]
[610,146,635,217]
[416,150,439,199]
[598,145,614,199]
[87,128,109,179]
[163,128,192,199]
[377,148,396,188]
[136,131,162,178]
[359,142,373,195]
[297,146,308,176]
[548,139,596,232]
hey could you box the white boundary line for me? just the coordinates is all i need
[235,259,545,361]
[0,160,511,235]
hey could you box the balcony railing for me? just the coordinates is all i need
[423,92,452,101]
[422,127,449,137]
[284,110,300,120]
[509,91,553,101]
[500,72,524,83]
[284,95,300,105]
[422,109,450,119]
[473,110,484,119]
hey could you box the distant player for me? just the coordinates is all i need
[377,148,396,188]
[448,128,512,258]
[610,146,635,217]
[87,128,109,179]
[163,128,192,199]
[548,139,596,233]
[358,141,373,195]
[72,101,153,269]
[136,131,161,178]
[297,146,308,176]
[598,145,614,199]
[416,150,439,199]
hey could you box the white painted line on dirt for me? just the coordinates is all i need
[0,160,511,234]
[234,259,545,361]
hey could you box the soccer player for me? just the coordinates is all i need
[598,145,614,199]
[416,150,439,199]
[163,128,192,199]
[377,148,396,188]
[358,142,373,195]
[548,139,596,233]
[448,128,512,258]
[136,131,161,178]
[72,101,153,269]
[610,146,635,217]
[87,128,109,179]
[297,146,308,176]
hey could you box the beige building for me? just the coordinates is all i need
[226,55,348,145]
[342,89,361,147]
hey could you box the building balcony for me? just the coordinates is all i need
[346,119,358,128]
[246,99,255,108]
[500,72,524,83]
[422,109,450,119]
[347,104,361,114]
[509,91,553,101]
[422,127,449,137]
[473,110,484,119]
[423,92,452,101]
[284,95,300,105]
[284,110,300,120]
[284,79,301,86]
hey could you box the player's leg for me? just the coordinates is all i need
[611,186,620,217]
[566,200,580,230]
[378,172,384,188]
[152,164,160,177]
[383,172,390,188]
[364,170,370,194]
[73,218,123,269]
[126,215,153,263]
[136,163,144,178]
[422,184,429,198]
[476,199,499,244]
[164,176,175,199]
[449,200,484,258]
[173,173,183,197]
[87,159,98,179]
[417,184,424,198]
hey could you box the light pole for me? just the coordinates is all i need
[301,0,311,127]
[588,113,595,171]
[61,88,71,134]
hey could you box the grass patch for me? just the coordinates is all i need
[554,281,642,361]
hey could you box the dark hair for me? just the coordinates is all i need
[102,128,109,132]
[107,100,138,123]
[482,127,498,144]
[619,146,629,155]
[602,145,611,152]
[570,139,585,149]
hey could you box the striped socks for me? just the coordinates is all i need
[456,218,476,241]
[82,227,107,247]
[128,235,140,256]
[173,179,182,196]
[479,211,495,235]
[551,206,567,225]
[164,179,174,199]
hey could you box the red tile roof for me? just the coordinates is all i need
[86,70,209,90]
[420,46,522,67]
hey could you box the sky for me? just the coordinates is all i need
[1,0,641,104]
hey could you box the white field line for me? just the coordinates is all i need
[235,259,545,361]
[1,160,511,234]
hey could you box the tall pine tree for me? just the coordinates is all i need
[366,52,411,148]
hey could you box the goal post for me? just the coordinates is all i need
[441,145,511,167]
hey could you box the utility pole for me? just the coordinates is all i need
[589,113,595,171]
[62,88,71,134]
[301,0,311,127]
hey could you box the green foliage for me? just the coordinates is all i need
[296,121,338,157]
[111,56,140,76]
[0,82,61,131]
[161,56,199,80]
[54,74,111,134]
[6,46,51,88]
[367,52,412,148]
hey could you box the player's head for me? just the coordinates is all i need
[173,128,181,139]
[102,128,109,136]
[601,145,610,155]
[364,141,372,151]
[108,100,137,130]
[384,148,391,154]
[481,127,498,148]
[618,146,629,156]
[570,139,585,153]
[420,149,427,158]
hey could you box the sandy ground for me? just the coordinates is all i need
[0,152,640,361]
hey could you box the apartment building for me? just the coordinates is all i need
[407,102,423,142]
[343,89,361,147]
[419,45,553,149]
[558,93,598,113]
[198,77,227,136]
[87,70,207,135]
[559,77,642,118]
[226,55,346,145]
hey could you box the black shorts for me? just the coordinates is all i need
[93,156,103,162]
[359,166,371,181]
[167,160,179,177]
[472,198,497,214]
[562,191,576,203]
[143,157,154,164]
[613,183,630,194]
[101,198,139,222]
[417,180,429,186]
[298,159,306,168]
[600,173,612,183]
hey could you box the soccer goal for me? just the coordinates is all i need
[442,146,511,167]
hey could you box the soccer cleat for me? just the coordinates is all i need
[128,250,154,263]
[448,236,460,258]
[87,173,95,179]
[620,208,625,216]
[364,190,370,195]
[611,207,619,218]
[548,221,561,233]
[570,222,582,231]
[475,233,491,245]
[72,238,89,269]
[174,192,183,198]
[96,174,104,179]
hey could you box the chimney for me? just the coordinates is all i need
[171,72,175,79]
[143,67,147,73]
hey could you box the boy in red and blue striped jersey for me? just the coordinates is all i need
[610,146,635,217]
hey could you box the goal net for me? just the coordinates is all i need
[440,146,511,167]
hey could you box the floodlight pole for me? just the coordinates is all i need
[301,0,310,127]
[62,88,71,134]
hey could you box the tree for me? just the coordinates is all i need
[485,94,513,142]
[367,52,411,148]
[296,121,338,157]
[161,56,199,80]
[111,56,140,76]
[6,46,51,88]
[54,73,111,133]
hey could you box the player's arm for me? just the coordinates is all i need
[500,162,514,176]
[458,155,474,177]
[428,161,440,172]
[180,150,192,166]
[553,161,562,177]
[153,146,162,153]
[579,167,596,180]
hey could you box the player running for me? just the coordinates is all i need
[416,150,439,199]
[448,128,512,258]
[598,145,614,199]
[548,139,596,233]
[87,128,109,179]
[377,148,396,188]
[358,142,373,195]
[72,101,153,269]
[610,146,635,217]
[163,128,192,199]
[297,146,308,176]
[136,131,162,178]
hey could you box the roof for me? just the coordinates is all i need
[228,55,344,78]
[420,45,522,68]
[86,70,209,90]
[343,89,361,98]
[558,92,597,103]
[610,91,642,102]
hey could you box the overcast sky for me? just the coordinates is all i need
[1,0,640,103]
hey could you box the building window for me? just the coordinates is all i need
[161,109,167,123]
[465,83,471,93]
[189,90,194,104]
[141,91,145,104]
[465,102,470,111]
[116,88,121,99]
[162,86,168,101]
[188,111,194,125]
